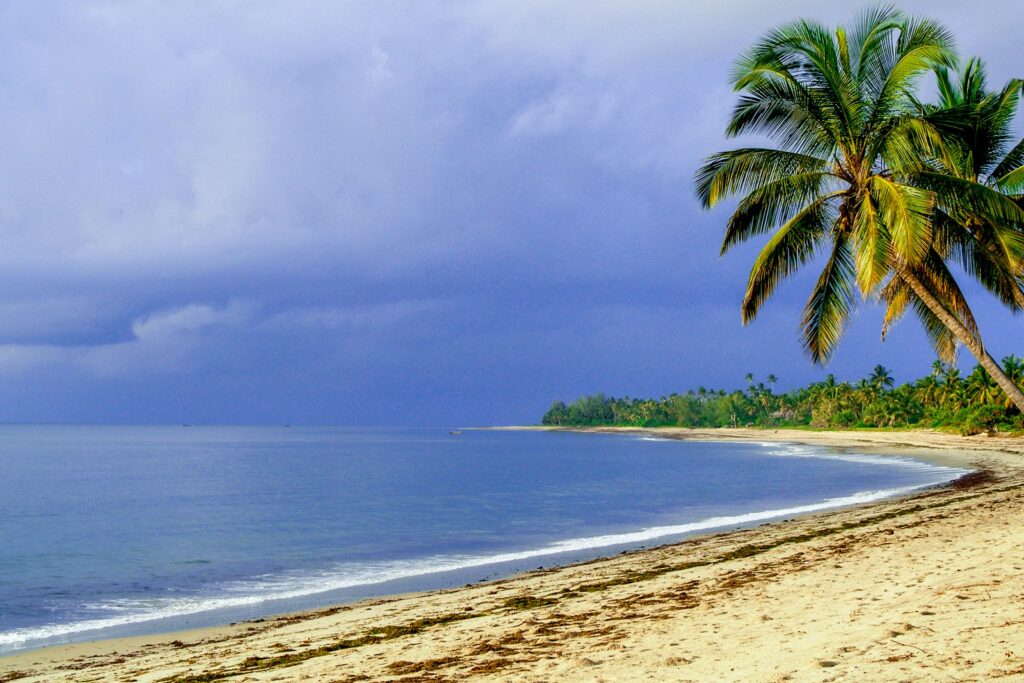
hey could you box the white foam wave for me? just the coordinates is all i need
[0,469,964,649]
[635,437,966,480]
[755,441,968,477]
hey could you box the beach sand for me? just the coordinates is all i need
[3,427,1024,682]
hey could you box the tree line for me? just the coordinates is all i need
[541,360,1024,436]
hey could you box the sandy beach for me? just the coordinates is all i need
[3,427,1024,682]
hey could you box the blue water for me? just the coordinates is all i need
[0,426,966,653]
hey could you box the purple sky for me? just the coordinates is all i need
[0,1,1021,425]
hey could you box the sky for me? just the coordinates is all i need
[0,0,1021,426]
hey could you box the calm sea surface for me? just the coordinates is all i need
[0,426,966,653]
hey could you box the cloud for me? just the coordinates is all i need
[0,301,254,378]
[509,87,618,137]
[132,302,254,340]
[0,1,1018,423]
[0,297,443,381]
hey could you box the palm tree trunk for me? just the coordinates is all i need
[900,268,1024,413]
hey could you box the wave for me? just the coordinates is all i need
[0,467,964,649]
[755,441,969,476]
[635,436,967,476]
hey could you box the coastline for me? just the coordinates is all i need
[3,427,1023,682]
[489,424,1024,469]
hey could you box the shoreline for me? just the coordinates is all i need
[488,424,1024,469]
[3,427,1023,682]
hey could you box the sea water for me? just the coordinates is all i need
[0,426,966,653]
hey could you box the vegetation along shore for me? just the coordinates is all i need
[542,361,1024,436]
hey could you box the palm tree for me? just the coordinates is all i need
[884,390,917,427]
[966,365,1002,405]
[914,373,942,406]
[940,366,965,409]
[868,364,895,390]
[694,6,1024,412]
[1000,355,1024,410]
[892,60,1024,407]
[854,378,877,416]
[913,59,1024,311]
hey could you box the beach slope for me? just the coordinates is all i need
[2,428,1023,682]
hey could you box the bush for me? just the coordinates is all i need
[831,409,858,428]
[958,404,1005,436]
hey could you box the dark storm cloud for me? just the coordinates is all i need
[0,1,1020,424]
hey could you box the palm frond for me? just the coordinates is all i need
[802,234,856,364]
[909,290,960,363]
[727,65,842,154]
[995,162,1024,194]
[912,171,1024,227]
[694,148,829,208]
[882,270,961,364]
[880,275,911,339]
[731,19,857,147]
[877,115,952,174]
[992,136,1024,183]
[849,4,904,84]
[867,20,956,128]
[913,253,981,341]
[852,192,890,295]
[721,175,837,253]
[868,175,934,264]
[933,210,1024,311]
[741,197,834,323]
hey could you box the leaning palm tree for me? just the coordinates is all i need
[882,59,1024,354]
[694,5,1024,412]
[910,58,1024,311]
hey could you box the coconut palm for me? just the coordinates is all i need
[1001,355,1024,409]
[1003,355,1024,383]
[889,60,1024,406]
[914,59,1024,308]
[966,365,1002,405]
[694,6,1024,412]
[939,366,965,409]
[914,373,942,406]
[880,59,1024,367]
[868,364,895,390]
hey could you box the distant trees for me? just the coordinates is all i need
[542,359,1024,436]
[541,395,614,426]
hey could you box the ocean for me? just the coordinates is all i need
[0,426,966,653]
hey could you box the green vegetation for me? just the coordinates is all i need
[542,361,1024,435]
[501,595,559,610]
[695,6,1024,412]
[160,611,478,682]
